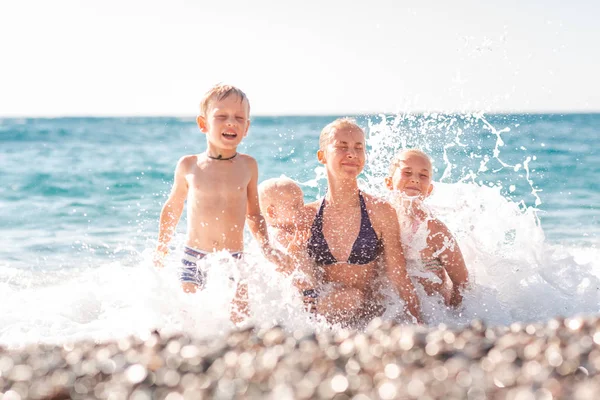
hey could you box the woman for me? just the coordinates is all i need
[299,118,423,327]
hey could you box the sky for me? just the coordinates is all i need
[0,0,598,116]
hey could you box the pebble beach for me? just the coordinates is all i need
[2,316,600,400]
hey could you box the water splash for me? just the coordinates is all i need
[1,113,598,347]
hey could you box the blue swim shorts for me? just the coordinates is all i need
[180,246,243,288]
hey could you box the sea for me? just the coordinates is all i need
[1,113,599,347]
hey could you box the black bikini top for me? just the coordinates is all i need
[307,192,380,265]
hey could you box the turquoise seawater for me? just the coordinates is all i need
[1,113,599,344]
[1,114,597,268]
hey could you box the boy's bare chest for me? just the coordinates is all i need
[188,164,250,196]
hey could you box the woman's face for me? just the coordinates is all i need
[319,126,366,179]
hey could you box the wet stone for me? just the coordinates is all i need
[2,320,600,398]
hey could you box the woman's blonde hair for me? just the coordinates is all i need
[319,118,364,149]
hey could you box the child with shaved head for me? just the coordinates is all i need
[386,149,469,307]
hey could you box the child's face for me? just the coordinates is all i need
[318,127,366,178]
[387,152,433,198]
[271,191,305,227]
[198,95,250,149]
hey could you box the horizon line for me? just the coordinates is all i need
[1,110,600,119]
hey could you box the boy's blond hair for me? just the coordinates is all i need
[199,83,250,117]
[389,149,432,176]
[319,117,364,149]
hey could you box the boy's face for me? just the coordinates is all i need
[386,152,433,198]
[318,127,366,178]
[197,95,250,149]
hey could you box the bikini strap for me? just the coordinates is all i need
[315,198,326,226]
[358,191,369,219]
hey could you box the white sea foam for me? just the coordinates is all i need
[2,179,598,348]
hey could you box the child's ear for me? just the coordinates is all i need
[243,120,251,137]
[266,205,276,218]
[384,177,393,190]
[317,149,326,164]
[196,115,208,133]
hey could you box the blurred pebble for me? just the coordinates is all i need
[0,318,599,399]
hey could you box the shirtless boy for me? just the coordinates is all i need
[385,149,469,307]
[154,83,273,321]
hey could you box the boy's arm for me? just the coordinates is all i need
[155,157,190,264]
[245,158,270,249]
[378,202,423,323]
[430,220,469,307]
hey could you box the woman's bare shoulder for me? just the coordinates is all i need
[304,200,321,213]
[361,192,395,214]
[361,192,399,237]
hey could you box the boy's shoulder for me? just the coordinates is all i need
[236,152,258,165]
[177,154,200,165]
[174,154,199,174]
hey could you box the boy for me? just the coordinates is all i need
[258,177,318,310]
[154,83,274,322]
[385,149,469,307]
